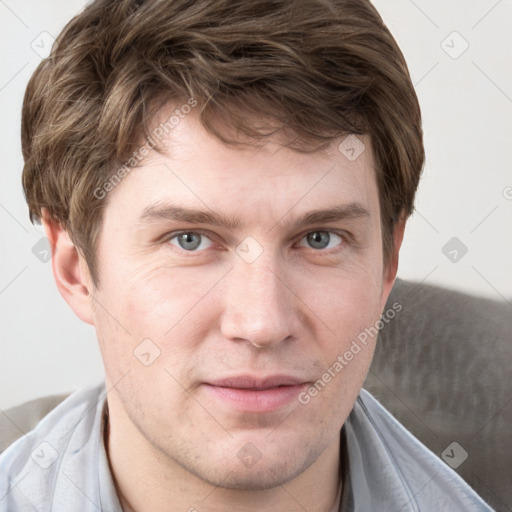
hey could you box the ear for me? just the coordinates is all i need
[380,215,406,308]
[41,210,94,325]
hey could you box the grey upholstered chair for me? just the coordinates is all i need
[1,279,511,510]
[365,279,512,511]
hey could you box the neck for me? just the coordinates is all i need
[104,400,343,512]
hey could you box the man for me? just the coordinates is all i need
[0,0,493,510]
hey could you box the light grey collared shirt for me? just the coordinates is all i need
[0,383,493,511]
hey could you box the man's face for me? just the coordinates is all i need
[85,109,396,489]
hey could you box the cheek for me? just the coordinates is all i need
[98,263,225,367]
[297,275,381,423]
[299,261,383,404]
[306,258,383,335]
[111,260,211,329]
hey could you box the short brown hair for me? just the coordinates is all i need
[22,0,424,287]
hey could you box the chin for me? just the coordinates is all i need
[181,440,319,491]
[200,460,308,491]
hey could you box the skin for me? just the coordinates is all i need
[44,108,404,512]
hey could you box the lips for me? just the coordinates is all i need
[202,375,308,413]
[207,375,305,389]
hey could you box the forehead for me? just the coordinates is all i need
[105,108,378,226]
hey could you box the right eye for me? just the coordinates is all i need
[166,231,215,252]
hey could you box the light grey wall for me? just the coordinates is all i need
[1,0,511,409]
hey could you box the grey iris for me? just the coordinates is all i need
[307,231,330,249]
[178,232,202,250]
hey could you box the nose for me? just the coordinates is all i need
[219,254,298,349]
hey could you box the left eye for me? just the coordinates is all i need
[168,232,214,251]
[298,231,343,250]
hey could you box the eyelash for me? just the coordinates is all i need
[163,229,350,255]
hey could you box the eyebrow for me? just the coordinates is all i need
[138,202,370,231]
